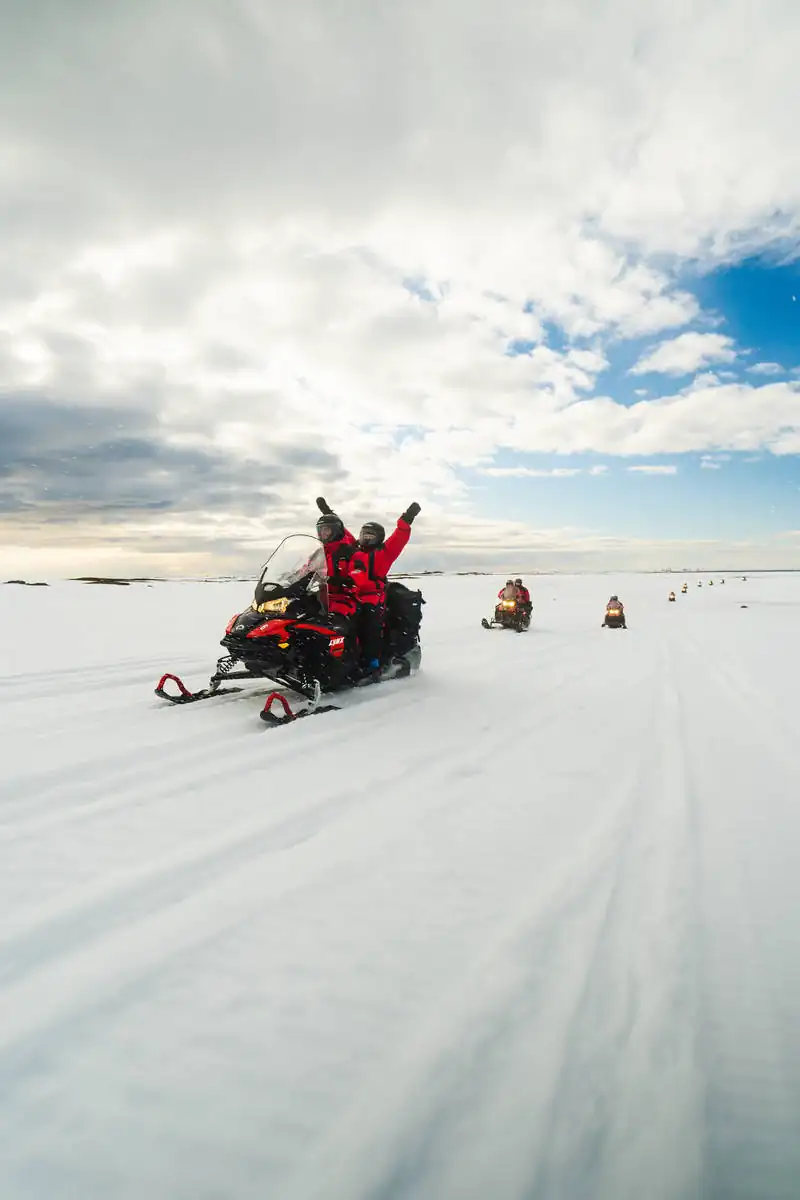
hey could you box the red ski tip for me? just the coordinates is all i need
[259,690,341,726]
[155,673,193,700]
[260,691,297,725]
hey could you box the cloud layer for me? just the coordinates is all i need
[2,0,800,571]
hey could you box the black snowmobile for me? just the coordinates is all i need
[482,592,531,632]
[155,534,424,725]
[601,602,627,629]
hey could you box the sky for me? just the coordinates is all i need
[2,0,800,576]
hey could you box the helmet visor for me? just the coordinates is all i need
[359,526,382,547]
[317,517,342,543]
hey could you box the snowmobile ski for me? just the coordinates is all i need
[482,616,530,631]
[260,681,340,726]
[154,673,246,704]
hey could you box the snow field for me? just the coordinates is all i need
[1,572,799,1199]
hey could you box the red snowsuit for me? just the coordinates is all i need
[322,530,358,616]
[517,586,531,605]
[348,518,412,606]
[348,517,412,666]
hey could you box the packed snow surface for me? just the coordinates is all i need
[1,572,799,1200]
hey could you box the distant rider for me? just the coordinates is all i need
[514,578,532,617]
[348,503,421,681]
[603,595,627,628]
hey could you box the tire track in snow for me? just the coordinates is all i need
[0,612,667,1194]
[524,633,705,1200]
[672,632,800,1200]
[0,631,589,845]
[0,641,620,1049]
[284,637,704,1200]
[0,600,571,829]
[0,644,661,1177]
[0,641,609,968]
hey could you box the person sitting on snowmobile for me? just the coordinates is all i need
[514,578,532,617]
[314,498,358,617]
[348,503,421,680]
[498,579,518,601]
[603,595,627,628]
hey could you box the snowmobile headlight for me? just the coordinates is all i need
[256,597,290,614]
[502,599,516,608]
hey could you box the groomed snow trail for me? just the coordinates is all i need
[1,574,799,1199]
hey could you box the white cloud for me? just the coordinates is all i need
[626,465,678,475]
[700,453,730,469]
[686,371,724,389]
[747,361,784,376]
[629,333,738,377]
[3,0,800,570]
[479,465,606,478]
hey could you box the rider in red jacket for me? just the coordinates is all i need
[314,497,357,617]
[349,503,421,678]
[514,578,531,613]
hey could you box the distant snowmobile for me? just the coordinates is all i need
[668,591,676,602]
[681,583,688,594]
[602,597,627,628]
[482,583,531,632]
[154,534,424,725]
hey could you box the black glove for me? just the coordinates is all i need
[316,496,331,515]
[401,502,421,525]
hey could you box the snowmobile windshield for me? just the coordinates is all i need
[254,535,328,608]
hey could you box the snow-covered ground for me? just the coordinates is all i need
[2,572,799,1200]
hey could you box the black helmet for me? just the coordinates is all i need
[514,578,522,586]
[506,578,513,585]
[358,521,385,549]
[316,513,344,543]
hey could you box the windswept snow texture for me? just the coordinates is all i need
[2,573,800,1200]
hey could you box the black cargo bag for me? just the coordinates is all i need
[384,581,425,655]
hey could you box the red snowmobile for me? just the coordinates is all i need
[155,535,424,725]
[482,596,531,632]
[482,583,531,632]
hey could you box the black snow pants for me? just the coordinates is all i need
[357,603,385,665]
